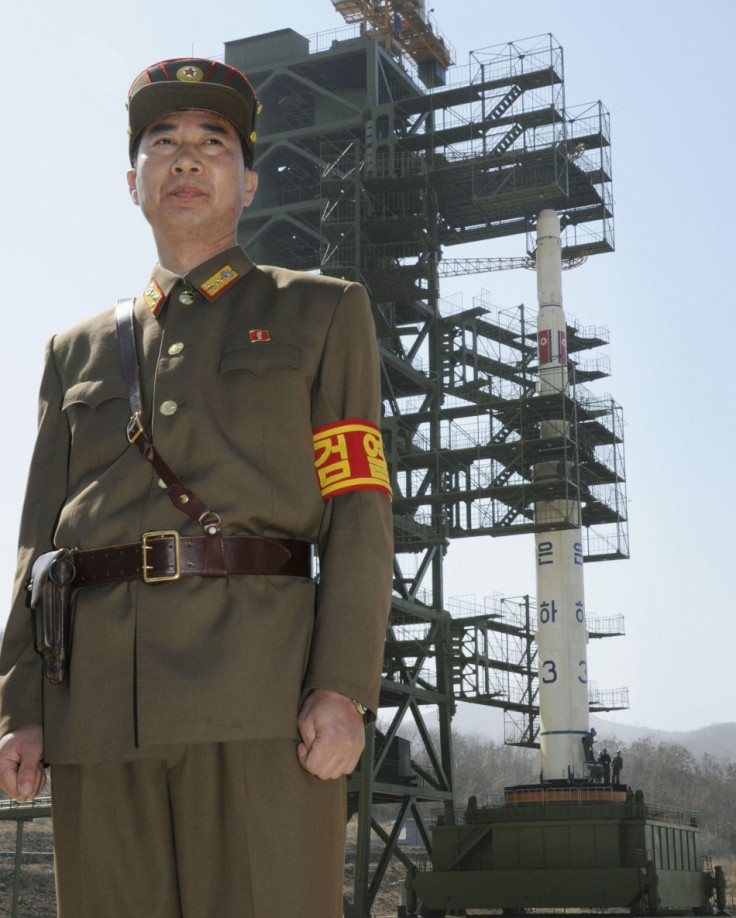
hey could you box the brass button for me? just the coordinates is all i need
[168,342,185,356]
[178,290,196,306]
[159,400,178,416]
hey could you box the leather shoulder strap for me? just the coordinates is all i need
[115,298,142,419]
[113,298,227,577]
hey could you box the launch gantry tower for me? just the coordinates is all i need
[226,24,628,916]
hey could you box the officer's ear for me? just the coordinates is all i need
[127,169,139,206]
[244,169,258,208]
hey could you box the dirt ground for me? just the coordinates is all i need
[0,817,56,918]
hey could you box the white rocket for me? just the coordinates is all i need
[533,207,590,782]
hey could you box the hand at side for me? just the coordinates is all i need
[296,690,365,780]
[0,725,46,802]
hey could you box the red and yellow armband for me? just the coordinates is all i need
[312,419,392,500]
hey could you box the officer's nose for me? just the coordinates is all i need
[172,147,201,173]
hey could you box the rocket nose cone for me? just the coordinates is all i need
[537,208,560,237]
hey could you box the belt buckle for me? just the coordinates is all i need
[141,531,180,583]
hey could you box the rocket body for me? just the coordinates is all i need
[534,208,590,782]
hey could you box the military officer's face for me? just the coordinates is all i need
[127,109,258,240]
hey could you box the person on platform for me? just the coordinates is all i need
[612,749,624,784]
[0,56,393,918]
[582,726,596,763]
[598,747,612,784]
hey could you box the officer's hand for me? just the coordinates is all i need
[0,725,46,802]
[296,690,365,780]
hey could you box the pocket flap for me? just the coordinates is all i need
[219,343,302,376]
[62,377,128,411]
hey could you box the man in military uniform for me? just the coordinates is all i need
[0,57,393,917]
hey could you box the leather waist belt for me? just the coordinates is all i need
[70,533,312,587]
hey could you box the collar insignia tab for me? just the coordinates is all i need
[199,265,239,300]
[249,329,271,343]
[143,278,165,316]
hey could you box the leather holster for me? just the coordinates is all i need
[30,549,76,684]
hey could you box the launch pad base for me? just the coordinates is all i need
[405,788,726,916]
[504,782,629,805]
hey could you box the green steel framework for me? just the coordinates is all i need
[227,25,628,916]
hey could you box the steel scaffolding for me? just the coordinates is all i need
[228,25,626,916]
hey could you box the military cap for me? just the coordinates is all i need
[127,58,260,167]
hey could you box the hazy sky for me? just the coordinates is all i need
[2,0,733,733]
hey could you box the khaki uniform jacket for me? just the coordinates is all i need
[0,247,393,763]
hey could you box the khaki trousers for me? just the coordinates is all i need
[50,739,346,918]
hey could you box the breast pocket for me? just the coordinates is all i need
[219,343,302,377]
[62,377,130,459]
[216,343,308,447]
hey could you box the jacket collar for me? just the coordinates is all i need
[142,246,255,316]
